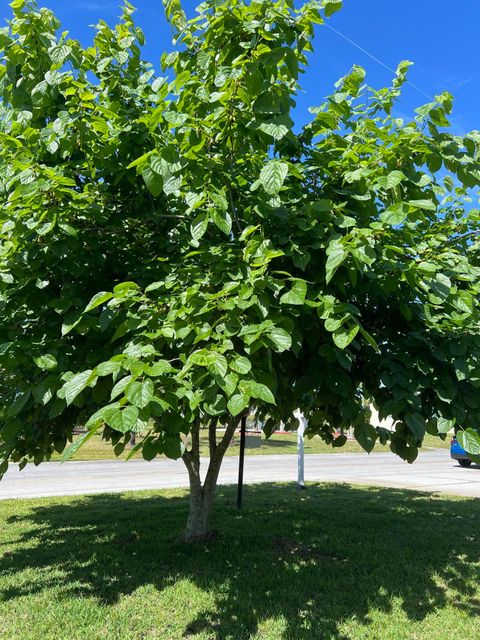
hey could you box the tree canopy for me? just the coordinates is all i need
[1,0,479,539]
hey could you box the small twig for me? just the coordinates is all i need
[444,230,480,245]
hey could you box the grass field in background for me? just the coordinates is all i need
[50,431,450,462]
[0,483,478,640]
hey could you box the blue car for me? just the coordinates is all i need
[450,436,473,467]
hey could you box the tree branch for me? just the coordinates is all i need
[444,230,480,246]
[203,415,240,494]
[182,418,201,476]
[208,418,217,457]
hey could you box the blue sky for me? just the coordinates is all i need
[1,0,478,134]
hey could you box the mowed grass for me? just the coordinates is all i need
[51,431,450,462]
[0,483,478,640]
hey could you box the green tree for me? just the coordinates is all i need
[1,0,479,541]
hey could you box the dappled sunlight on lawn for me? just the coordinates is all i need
[0,484,479,639]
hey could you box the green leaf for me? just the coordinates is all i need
[418,261,437,275]
[146,360,174,376]
[33,354,58,371]
[453,291,474,314]
[333,324,359,349]
[407,199,437,211]
[260,161,289,195]
[457,429,480,456]
[325,246,347,284]
[332,434,347,448]
[240,380,275,405]
[125,379,154,409]
[163,435,184,459]
[354,423,377,453]
[376,171,405,190]
[62,424,101,461]
[212,353,228,378]
[8,391,30,417]
[85,403,120,428]
[429,273,452,303]
[217,372,238,397]
[380,203,409,225]
[191,214,209,241]
[322,0,343,17]
[405,413,426,440]
[437,417,454,434]
[267,327,292,352]
[85,291,113,313]
[230,355,252,374]
[96,361,120,377]
[212,210,232,235]
[227,393,249,417]
[204,394,227,416]
[106,406,140,434]
[361,326,381,352]
[64,370,94,406]
[258,118,290,140]
[163,175,182,195]
[142,166,162,197]
[49,44,72,66]
[111,375,132,400]
[0,343,11,357]
[280,280,307,305]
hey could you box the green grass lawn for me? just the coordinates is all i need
[0,483,478,639]
[51,431,450,462]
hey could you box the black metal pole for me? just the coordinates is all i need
[237,415,247,509]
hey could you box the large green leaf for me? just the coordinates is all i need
[142,166,162,197]
[267,327,292,352]
[229,355,252,374]
[322,0,343,17]
[212,210,232,235]
[240,380,275,404]
[405,413,426,440]
[333,324,359,350]
[380,203,409,225]
[85,291,113,313]
[457,429,480,456]
[437,417,454,434]
[260,161,289,195]
[375,171,405,190]
[106,406,140,434]
[258,117,291,140]
[280,280,307,305]
[64,370,94,406]
[33,354,58,371]
[325,246,347,284]
[125,379,154,409]
[354,423,377,453]
[191,214,209,241]
[227,393,249,417]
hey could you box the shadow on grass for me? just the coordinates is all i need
[1,483,479,639]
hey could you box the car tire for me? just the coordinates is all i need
[458,459,472,468]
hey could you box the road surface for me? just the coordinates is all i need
[0,450,479,500]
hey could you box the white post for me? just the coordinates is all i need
[294,409,307,489]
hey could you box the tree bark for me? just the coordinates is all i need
[181,417,239,543]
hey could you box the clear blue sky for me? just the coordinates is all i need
[1,1,478,134]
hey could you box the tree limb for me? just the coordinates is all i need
[208,418,217,457]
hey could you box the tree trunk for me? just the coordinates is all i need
[181,417,239,543]
[183,473,217,543]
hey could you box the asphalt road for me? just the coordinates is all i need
[0,449,479,500]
